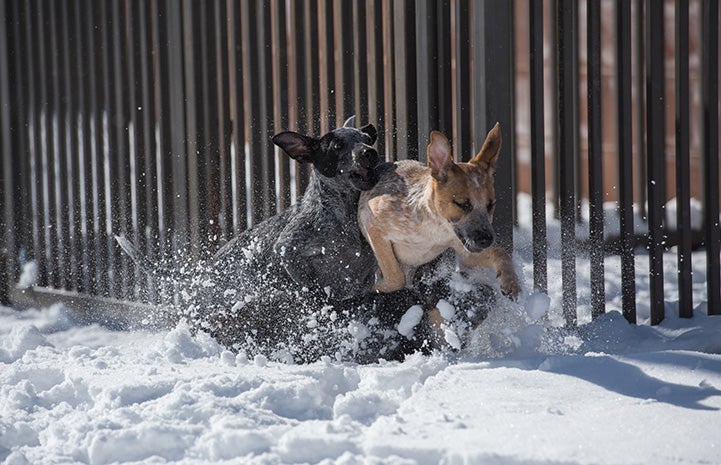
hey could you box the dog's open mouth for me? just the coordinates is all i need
[349,166,378,190]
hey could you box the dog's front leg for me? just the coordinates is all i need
[456,246,520,299]
[362,224,406,293]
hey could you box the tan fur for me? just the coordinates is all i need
[358,123,520,299]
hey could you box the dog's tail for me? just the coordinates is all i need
[115,235,186,284]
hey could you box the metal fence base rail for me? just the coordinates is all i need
[10,286,174,329]
[1,0,719,327]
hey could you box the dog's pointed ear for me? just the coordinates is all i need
[427,131,454,182]
[360,123,378,144]
[272,131,317,163]
[470,122,502,170]
[343,115,356,127]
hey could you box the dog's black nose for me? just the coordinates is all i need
[470,231,494,250]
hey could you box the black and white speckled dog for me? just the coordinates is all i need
[119,117,429,362]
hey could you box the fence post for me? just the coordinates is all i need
[587,0,605,320]
[646,0,666,325]
[675,0,692,318]
[529,0,547,294]
[1,0,14,304]
[556,0,577,327]
[166,0,189,251]
[701,0,720,316]
[615,0,637,324]
[471,0,515,255]
[392,0,417,160]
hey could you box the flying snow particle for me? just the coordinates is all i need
[443,325,462,350]
[437,299,456,321]
[398,305,424,339]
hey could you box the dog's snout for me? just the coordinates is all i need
[455,223,495,253]
[471,230,494,249]
[354,144,379,167]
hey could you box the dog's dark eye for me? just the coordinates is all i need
[487,200,496,213]
[453,199,473,213]
[332,140,344,151]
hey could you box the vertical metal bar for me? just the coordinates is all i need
[333,0,354,126]
[285,0,302,201]
[38,0,57,288]
[49,0,69,291]
[37,0,55,288]
[271,0,290,211]
[415,0,439,163]
[197,1,214,249]
[549,0,560,218]
[298,0,316,188]
[472,0,515,254]
[24,0,46,287]
[166,0,189,250]
[227,0,248,234]
[214,0,232,241]
[197,0,220,250]
[137,0,159,302]
[181,0,200,256]
[9,0,32,285]
[381,0,396,160]
[365,0,379,130]
[99,0,118,297]
[573,3,582,225]
[124,0,146,300]
[205,2,222,249]
[634,0,647,219]
[675,0,692,318]
[393,0,418,160]
[0,0,12,301]
[111,0,133,298]
[91,0,110,296]
[587,0,605,319]
[556,0,577,328]
[645,0,665,325]
[529,0,547,294]
[701,0,720,316]
[257,0,276,220]
[151,0,175,282]
[287,2,304,134]
[240,1,262,226]
[436,0,453,139]
[0,0,14,294]
[352,0,369,124]
[451,0,470,162]
[304,0,320,139]
[317,0,334,134]
[79,0,95,294]
[366,0,386,157]
[59,1,79,292]
[615,0,637,323]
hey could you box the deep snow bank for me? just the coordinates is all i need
[1,292,720,465]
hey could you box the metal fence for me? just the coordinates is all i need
[0,0,719,326]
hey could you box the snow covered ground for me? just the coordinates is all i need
[2,196,721,465]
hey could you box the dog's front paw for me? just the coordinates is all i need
[498,270,521,300]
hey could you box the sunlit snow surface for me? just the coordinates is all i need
[2,194,721,465]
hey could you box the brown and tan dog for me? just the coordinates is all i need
[358,123,520,302]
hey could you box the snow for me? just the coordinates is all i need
[2,197,721,464]
[397,306,424,339]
